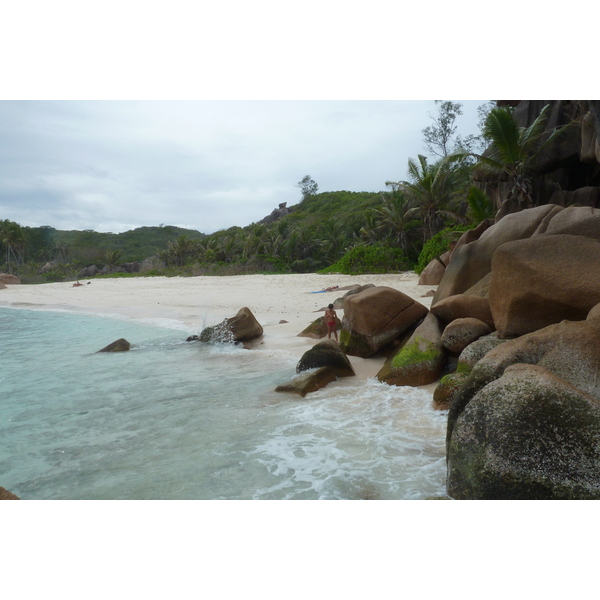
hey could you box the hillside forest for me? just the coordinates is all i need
[3,100,599,283]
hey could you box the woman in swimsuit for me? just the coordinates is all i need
[325,303,338,341]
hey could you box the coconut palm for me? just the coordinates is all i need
[167,235,195,266]
[389,154,465,243]
[104,249,122,269]
[317,218,348,263]
[374,188,420,254]
[466,186,495,224]
[462,104,573,208]
[0,220,27,272]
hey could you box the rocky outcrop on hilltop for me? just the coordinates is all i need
[259,202,292,225]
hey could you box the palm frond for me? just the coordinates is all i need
[483,108,521,165]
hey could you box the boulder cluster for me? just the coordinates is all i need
[419,203,600,499]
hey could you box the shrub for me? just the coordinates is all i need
[319,244,410,275]
[415,226,469,275]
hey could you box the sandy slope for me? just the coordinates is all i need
[1,272,437,382]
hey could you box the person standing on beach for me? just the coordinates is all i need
[325,303,338,341]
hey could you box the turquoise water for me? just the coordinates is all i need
[0,307,448,499]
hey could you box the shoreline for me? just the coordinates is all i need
[0,272,438,389]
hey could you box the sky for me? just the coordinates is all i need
[1,3,587,238]
[0,99,486,234]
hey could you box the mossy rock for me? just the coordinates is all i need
[338,328,376,358]
[377,336,446,387]
[433,372,469,410]
[447,364,600,499]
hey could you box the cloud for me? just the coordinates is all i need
[0,100,484,233]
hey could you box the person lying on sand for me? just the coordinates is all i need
[72,281,83,287]
[325,303,338,341]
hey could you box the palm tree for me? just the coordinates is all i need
[389,154,464,243]
[167,235,195,267]
[104,249,122,269]
[461,104,573,209]
[0,220,26,272]
[374,188,419,254]
[466,186,495,224]
[317,219,348,264]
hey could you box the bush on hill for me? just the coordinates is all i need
[319,244,411,275]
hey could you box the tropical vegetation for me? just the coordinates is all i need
[1,101,581,283]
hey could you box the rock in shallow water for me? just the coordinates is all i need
[275,366,337,397]
[97,338,131,352]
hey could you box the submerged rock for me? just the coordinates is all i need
[296,339,355,377]
[275,366,337,397]
[97,338,131,352]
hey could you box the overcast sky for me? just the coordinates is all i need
[1,2,586,237]
[0,100,487,234]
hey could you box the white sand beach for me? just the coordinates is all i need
[0,272,437,382]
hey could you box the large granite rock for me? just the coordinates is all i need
[296,339,355,377]
[451,220,494,255]
[418,251,451,286]
[542,204,600,239]
[200,307,263,343]
[377,312,446,387]
[430,294,494,329]
[489,234,600,337]
[446,317,600,499]
[432,204,565,304]
[447,363,600,499]
[339,286,428,358]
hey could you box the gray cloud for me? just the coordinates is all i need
[0,100,484,233]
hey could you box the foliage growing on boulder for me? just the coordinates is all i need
[415,225,469,274]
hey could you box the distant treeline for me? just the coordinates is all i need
[4,101,582,282]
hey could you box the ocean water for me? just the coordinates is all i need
[0,307,449,500]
